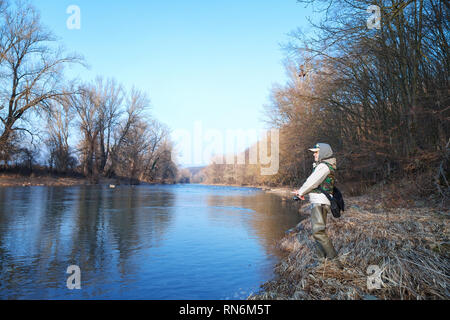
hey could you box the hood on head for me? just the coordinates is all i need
[316,143,333,162]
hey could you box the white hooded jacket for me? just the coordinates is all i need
[297,143,336,206]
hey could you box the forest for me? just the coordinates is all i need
[0,1,178,184]
[197,0,449,205]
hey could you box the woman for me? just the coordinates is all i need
[293,143,341,266]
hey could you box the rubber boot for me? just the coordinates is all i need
[314,242,326,259]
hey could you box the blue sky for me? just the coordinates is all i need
[31,0,316,165]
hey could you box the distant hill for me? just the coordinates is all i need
[186,166,206,176]
[183,166,207,183]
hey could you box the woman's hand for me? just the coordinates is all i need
[292,191,305,200]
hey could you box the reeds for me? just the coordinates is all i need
[249,196,449,300]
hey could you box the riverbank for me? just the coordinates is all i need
[0,173,90,187]
[199,182,272,190]
[248,189,449,300]
[199,183,295,196]
[0,173,168,188]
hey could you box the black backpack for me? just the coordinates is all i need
[319,186,345,218]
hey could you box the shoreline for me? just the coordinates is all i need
[248,193,449,300]
[0,174,89,187]
[199,183,294,195]
[0,173,173,188]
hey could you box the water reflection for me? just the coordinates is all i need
[204,188,300,253]
[0,184,301,299]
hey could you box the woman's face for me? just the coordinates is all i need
[314,151,319,162]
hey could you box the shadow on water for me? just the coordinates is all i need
[0,184,301,299]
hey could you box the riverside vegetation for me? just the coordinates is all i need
[249,185,449,300]
[189,0,449,300]
[0,1,178,186]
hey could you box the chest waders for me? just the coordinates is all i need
[310,162,338,260]
[311,205,338,259]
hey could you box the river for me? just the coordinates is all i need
[0,184,301,300]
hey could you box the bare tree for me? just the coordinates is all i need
[107,87,148,178]
[45,100,76,173]
[0,1,179,184]
[69,85,101,179]
[0,0,11,66]
[104,88,177,183]
[0,1,82,161]
[140,119,172,181]
[93,77,124,174]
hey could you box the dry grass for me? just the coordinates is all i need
[0,174,89,187]
[0,173,140,187]
[249,195,450,300]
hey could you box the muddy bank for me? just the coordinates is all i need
[249,192,449,300]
